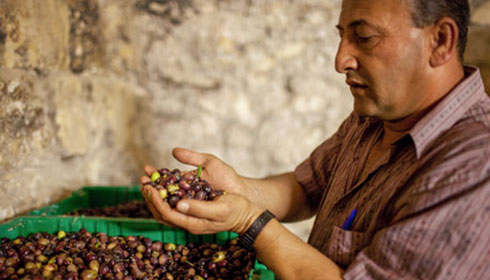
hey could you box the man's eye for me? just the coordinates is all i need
[357,36,373,43]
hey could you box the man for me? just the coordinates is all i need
[141,0,490,278]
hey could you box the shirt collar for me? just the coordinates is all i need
[409,65,487,159]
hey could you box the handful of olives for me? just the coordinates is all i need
[149,166,225,208]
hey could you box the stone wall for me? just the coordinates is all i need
[0,0,489,241]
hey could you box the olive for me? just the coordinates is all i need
[38,238,49,247]
[136,245,146,253]
[164,243,176,252]
[151,172,161,183]
[57,231,66,240]
[80,269,98,280]
[151,241,162,252]
[195,191,207,201]
[5,256,18,266]
[179,181,191,191]
[89,260,99,272]
[168,196,180,208]
[66,263,77,273]
[167,184,180,194]
[212,251,226,263]
[42,270,53,279]
[159,189,168,200]
[16,268,25,275]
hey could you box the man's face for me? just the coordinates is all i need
[336,0,431,121]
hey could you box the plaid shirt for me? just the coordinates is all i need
[295,66,490,279]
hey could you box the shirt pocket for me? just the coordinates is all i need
[327,226,371,268]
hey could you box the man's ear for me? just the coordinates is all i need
[429,17,459,67]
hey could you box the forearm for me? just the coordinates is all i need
[240,172,315,222]
[254,218,343,280]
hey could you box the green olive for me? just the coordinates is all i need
[164,243,176,252]
[167,184,180,194]
[151,172,161,182]
[57,230,66,239]
[212,251,226,263]
[159,189,168,199]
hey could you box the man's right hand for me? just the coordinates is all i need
[139,147,246,197]
[171,147,246,196]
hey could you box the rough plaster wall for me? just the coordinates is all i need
[467,0,490,89]
[0,0,489,242]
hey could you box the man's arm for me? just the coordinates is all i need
[254,217,343,280]
[241,172,316,222]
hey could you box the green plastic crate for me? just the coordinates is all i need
[29,186,146,217]
[0,216,274,279]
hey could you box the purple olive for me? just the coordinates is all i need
[168,196,180,208]
[195,191,207,201]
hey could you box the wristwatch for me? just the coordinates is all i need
[238,209,276,251]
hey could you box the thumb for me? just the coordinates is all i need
[176,199,225,220]
[172,147,207,167]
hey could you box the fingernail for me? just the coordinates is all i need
[177,201,189,213]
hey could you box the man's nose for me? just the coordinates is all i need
[335,39,358,74]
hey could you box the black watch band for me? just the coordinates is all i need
[238,209,276,251]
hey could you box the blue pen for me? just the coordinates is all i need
[341,208,357,230]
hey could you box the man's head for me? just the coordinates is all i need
[335,0,469,121]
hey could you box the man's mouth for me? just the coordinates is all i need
[346,79,368,89]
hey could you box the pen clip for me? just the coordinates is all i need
[341,208,357,231]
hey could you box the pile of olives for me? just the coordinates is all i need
[69,201,153,218]
[0,229,255,280]
[149,167,224,208]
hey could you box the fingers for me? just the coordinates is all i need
[141,176,152,185]
[141,185,172,227]
[144,185,220,234]
[172,147,208,167]
[144,165,158,176]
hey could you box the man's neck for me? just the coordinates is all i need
[381,63,465,149]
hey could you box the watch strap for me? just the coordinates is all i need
[238,209,276,251]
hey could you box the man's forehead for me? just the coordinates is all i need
[338,0,411,29]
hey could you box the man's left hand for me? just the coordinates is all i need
[142,185,263,235]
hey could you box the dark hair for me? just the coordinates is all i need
[408,0,470,61]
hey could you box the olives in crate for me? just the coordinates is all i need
[69,200,153,218]
[0,229,255,279]
[149,167,225,207]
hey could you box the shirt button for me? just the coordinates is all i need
[336,203,345,212]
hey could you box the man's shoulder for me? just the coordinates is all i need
[391,129,490,224]
[428,94,490,151]
[460,94,490,129]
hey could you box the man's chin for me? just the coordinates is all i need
[353,103,377,118]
